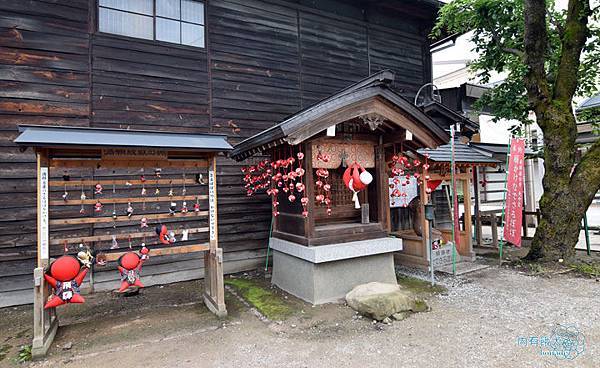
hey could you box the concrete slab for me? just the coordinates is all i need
[270,237,403,263]
[271,237,402,305]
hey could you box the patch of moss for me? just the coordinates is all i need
[569,262,600,278]
[527,262,547,275]
[397,274,446,295]
[412,299,429,313]
[225,278,293,320]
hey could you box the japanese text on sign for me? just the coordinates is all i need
[102,148,168,160]
[40,167,49,261]
[503,138,525,247]
[208,169,216,241]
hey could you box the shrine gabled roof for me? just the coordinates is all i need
[470,142,535,156]
[417,140,500,166]
[230,70,451,161]
[420,100,479,134]
[14,125,232,152]
[576,93,600,111]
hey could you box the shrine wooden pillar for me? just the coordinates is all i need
[32,149,58,359]
[462,169,474,259]
[203,154,227,317]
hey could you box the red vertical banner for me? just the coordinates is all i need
[503,138,525,247]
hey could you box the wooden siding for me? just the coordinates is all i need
[0,0,435,307]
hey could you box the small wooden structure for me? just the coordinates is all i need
[392,139,499,267]
[14,125,231,357]
[231,71,450,303]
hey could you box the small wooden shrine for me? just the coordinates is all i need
[231,71,450,304]
[14,125,232,357]
[389,139,499,268]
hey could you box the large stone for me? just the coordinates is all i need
[345,282,428,321]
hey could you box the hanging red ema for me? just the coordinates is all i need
[44,255,88,309]
[343,162,373,209]
[117,247,149,292]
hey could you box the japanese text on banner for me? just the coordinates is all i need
[503,138,525,247]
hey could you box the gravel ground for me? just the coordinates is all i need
[2,266,598,368]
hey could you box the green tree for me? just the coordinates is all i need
[434,0,600,261]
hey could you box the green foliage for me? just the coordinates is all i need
[569,261,600,277]
[16,345,31,363]
[225,278,293,320]
[0,344,10,362]
[433,0,600,125]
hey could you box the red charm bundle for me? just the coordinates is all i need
[44,255,88,309]
[343,162,373,209]
[242,149,308,218]
[242,159,272,196]
[314,152,332,215]
[388,152,431,206]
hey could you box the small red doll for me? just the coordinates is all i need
[117,247,149,293]
[44,255,88,309]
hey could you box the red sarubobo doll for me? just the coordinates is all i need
[117,247,149,292]
[44,255,88,309]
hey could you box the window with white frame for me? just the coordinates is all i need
[99,0,205,48]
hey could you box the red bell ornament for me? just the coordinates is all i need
[343,163,373,209]
[44,255,88,309]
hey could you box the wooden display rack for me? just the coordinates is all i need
[14,125,231,358]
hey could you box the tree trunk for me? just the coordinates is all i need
[520,0,596,262]
[526,105,598,261]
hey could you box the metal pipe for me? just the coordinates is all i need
[583,213,591,256]
[429,218,434,286]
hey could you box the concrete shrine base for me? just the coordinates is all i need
[270,237,403,305]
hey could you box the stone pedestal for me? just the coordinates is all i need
[270,237,402,304]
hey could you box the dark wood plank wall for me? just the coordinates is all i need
[0,0,435,307]
[0,0,91,306]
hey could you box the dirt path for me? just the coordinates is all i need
[1,266,598,368]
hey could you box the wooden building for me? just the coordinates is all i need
[0,0,454,307]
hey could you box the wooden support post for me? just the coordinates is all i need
[203,154,227,317]
[32,150,58,358]
[491,213,498,248]
[462,174,475,260]
[304,143,315,239]
[32,268,58,358]
[419,180,430,263]
[473,167,482,247]
[376,141,390,232]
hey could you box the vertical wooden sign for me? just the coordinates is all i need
[39,166,49,265]
[208,156,217,244]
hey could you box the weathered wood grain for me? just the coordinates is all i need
[0,0,438,307]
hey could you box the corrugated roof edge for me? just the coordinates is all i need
[17,124,229,138]
[15,125,233,151]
